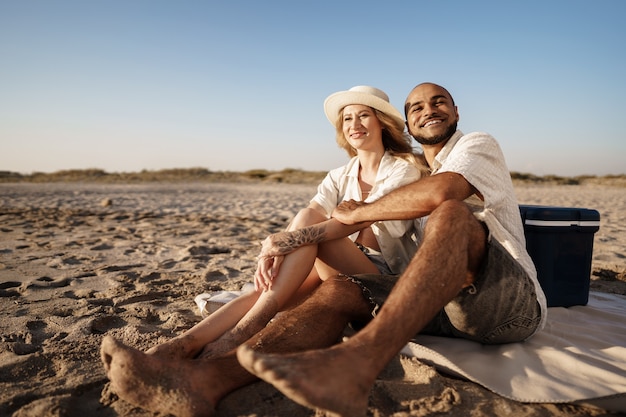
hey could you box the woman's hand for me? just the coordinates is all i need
[254,255,285,291]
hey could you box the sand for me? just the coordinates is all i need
[1,181,625,417]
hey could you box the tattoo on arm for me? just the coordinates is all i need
[276,224,327,254]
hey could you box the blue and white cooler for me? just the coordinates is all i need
[519,205,601,307]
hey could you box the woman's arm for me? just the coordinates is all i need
[254,201,370,290]
[258,216,371,258]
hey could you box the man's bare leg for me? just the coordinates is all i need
[238,200,487,416]
[101,269,371,416]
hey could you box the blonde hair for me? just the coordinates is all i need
[334,106,430,177]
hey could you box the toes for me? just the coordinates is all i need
[101,350,113,372]
[236,345,254,370]
[100,336,116,371]
[237,344,269,376]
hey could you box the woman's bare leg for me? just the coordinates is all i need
[201,231,382,358]
[148,206,378,361]
[145,209,329,359]
[146,291,260,359]
[198,245,317,357]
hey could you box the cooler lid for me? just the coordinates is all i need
[519,205,600,227]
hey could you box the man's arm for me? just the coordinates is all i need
[333,172,476,225]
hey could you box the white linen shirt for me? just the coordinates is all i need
[311,151,422,274]
[432,130,548,333]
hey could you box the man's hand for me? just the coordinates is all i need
[332,199,368,225]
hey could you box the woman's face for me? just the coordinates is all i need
[341,105,383,151]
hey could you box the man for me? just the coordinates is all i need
[101,83,546,417]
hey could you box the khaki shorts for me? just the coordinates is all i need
[345,238,542,345]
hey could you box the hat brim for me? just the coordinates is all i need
[323,91,405,130]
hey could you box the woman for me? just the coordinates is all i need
[148,86,429,359]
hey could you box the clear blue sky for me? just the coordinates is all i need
[1,0,624,176]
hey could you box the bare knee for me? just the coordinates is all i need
[426,200,473,229]
[289,208,327,230]
[424,200,485,237]
[423,200,487,281]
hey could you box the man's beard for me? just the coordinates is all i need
[411,122,457,146]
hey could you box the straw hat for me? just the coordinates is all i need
[323,85,405,130]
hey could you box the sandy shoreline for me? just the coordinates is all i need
[1,182,625,416]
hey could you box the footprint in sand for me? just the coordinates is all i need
[89,315,127,334]
[26,276,72,289]
[99,264,146,273]
[90,243,114,251]
[183,244,231,257]
[0,350,56,380]
[179,245,232,267]
[0,281,21,297]
[158,259,178,269]
[112,290,172,308]
[46,255,86,268]
[2,320,52,355]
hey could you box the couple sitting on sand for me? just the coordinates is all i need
[100,82,547,417]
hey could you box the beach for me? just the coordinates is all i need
[1,181,625,416]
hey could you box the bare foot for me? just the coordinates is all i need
[101,335,218,417]
[236,343,374,417]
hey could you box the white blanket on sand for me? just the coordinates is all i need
[402,291,626,412]
[197,290,626,412]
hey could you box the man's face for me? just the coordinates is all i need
[405,83,459,146]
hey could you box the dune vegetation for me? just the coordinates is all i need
[0,168,625,186]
